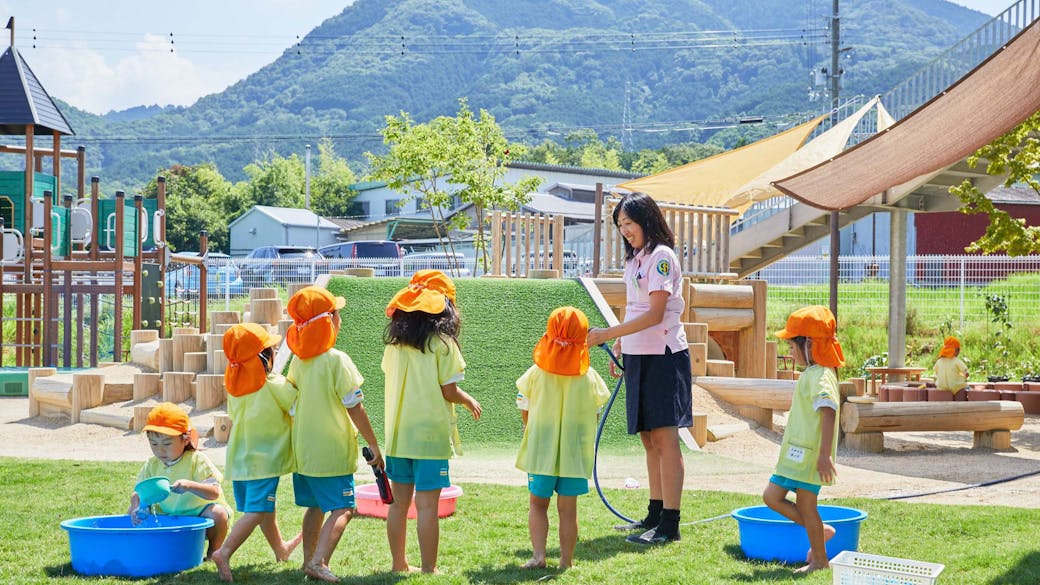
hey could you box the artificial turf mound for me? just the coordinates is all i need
[324,277,631,447]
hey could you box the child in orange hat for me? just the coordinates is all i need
[382,270,481,574]
[934,336,969,395]
[128,402,230,558]
[210,323,301,582]
[285,285,384,583]
[764,305,845,575]
[515,306,610,571]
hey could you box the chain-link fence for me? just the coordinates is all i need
[752,254,1040,329]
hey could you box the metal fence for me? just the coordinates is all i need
[752,254,1040,328]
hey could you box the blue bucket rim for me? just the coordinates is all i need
[61,514,214,534]
[731,504,867,525]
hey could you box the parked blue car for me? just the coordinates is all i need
[167,252,245,298]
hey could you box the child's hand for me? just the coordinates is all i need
[466,398,482,421]
[817,455,837,484]
[586,327,611,348]
[170,479,191,494]
[365,445,385,471]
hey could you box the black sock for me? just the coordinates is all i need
[642,499,663,526]
[656,508,680,537]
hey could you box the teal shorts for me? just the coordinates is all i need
[769,474,821,495]
[232,477,280,513]
[385,456,450,491]
[527,474,589,498]
[292,473,355,512]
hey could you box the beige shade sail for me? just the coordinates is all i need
[617,114,827,213]
[724,97,894,209]
[773,18,1040,211]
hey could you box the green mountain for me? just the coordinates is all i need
[55,0,989,188]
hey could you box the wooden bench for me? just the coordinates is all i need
[841,400,1025,452]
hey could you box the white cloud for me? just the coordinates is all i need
[31,35,215,114]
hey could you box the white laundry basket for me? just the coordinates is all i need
[831,550,945,585]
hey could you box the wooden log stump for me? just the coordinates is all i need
[975,430,1012,450]
[288,282,311,297]
[162,372,195,403]
[211,350,229,376]
[213,414,232,443]
[172,333,205,372]
[688,343,708,377]
[71,373,106,424]
[28,367,58,417]
[341,267,375,278]
[527,269,559,279]
[765,341,778,379]
[249,298,283,325]
[172,327,200,336]
[689,412,708,448]
[683,322,709,344]
[133,405,154,432]
[195,374,226,410]
[212,323,235,335]
[130,329,159,346]
[249,288,278,302]
[157,338,175,373]
[204,333,223,372]
[695,376,795,410]
[277,319,293,339]
[183,352,208,374]
[737,405,773,430]
[209,311,241,332]
[133,373,162,401]
[706,359,735,377]
[687,308,754,332]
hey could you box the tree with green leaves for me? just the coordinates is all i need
[142,163,233,252]
[367,99,540,275]
[951,112,1040,255]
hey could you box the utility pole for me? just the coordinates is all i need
[828,0,841,319]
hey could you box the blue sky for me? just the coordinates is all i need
[2,0,1008,115]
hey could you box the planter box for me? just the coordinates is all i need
[994,382,1024,392]
[999,391,1017,401]
[1024,383,1040,392]
[879,386,889,402]
[954,388,968,401]
[1017,392,1040,414]
[967,389,1001,401]
[902,387,927,402]
[887,387,904,402]
[927,388,954,401]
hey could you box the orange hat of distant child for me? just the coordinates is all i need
[287,286,345,359]
[533,306,590,376]
[938,336,960,358]
[143,402,199,449]
[223,323,282,397]
[774,305,846,368]
[385,270,456,317]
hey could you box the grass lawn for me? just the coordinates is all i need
[2,457,1039,584]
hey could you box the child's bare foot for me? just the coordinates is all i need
[560,559,573,570]
[276,533,303,562]
[303,562,339,582]
[805,524,837,562]
[794,560,830,574]
[521,558,547,569]
[391,564,420,573]
[211,550,233,582]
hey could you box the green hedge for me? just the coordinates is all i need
[325,277,630,448]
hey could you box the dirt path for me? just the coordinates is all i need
[3,395,1039,508]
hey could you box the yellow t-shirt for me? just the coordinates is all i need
[514,365,610,479]
[225,374,297,481]
[137,450,229,516]
[774,365,840,486]
[288,349,365,477]
[382,336,466,459]
[934,356,968,392]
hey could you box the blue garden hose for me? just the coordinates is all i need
[592,343,637,523]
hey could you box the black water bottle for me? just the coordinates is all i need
[362,446,393,504]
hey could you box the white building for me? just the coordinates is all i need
[228,205,341,256]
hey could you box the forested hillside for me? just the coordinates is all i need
[52,0,988,188]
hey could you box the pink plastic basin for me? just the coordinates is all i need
[355,484,463,519]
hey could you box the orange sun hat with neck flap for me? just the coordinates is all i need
[286,286,345,359]
[223,323,282,397]
[533,306,590,376]
[938,336,960,358]
[385,269,456,317]
[143,402,199,449]
[774,305,845,368]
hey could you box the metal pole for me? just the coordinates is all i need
[828,0,841,318]
[888,210,907,369]
[306,144,317,249]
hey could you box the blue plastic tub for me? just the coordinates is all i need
[731,505,867,564]
[61,514,213,577]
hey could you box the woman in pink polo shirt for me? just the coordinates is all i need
[587,191,691,545]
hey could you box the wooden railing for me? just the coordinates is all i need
[594,191,739,280]
[488,211,565,277]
